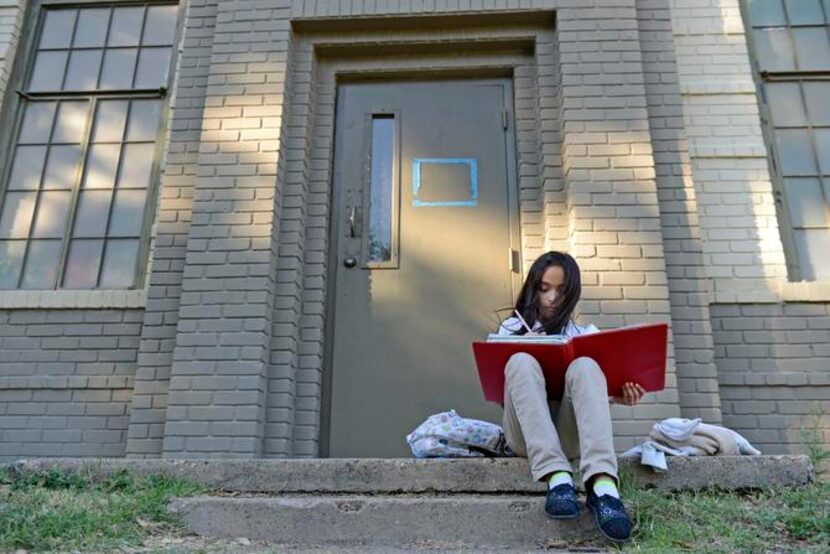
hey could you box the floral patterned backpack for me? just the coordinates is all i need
[406,409,515,458]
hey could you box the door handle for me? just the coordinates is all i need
[348,205,357,238]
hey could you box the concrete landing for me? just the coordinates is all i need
[11,455,814,492]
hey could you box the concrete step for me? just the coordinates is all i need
[12,455,813,493]
[10,456,812,551]
[168,493,607,550]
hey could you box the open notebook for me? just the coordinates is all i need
[472,323,668,402]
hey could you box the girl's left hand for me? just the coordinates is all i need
[611,382,646,406]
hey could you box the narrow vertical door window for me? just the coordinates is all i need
[365,115,398,266]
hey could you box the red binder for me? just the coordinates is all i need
[471,323,668,403]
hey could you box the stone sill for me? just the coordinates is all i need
[0,289,147,309]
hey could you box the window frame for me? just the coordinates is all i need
[740,0,830,281]
[0,0,183,291]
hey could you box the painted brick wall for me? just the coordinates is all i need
[669,0,789,303]
[557,0,681,450]
[265,29,305,457]
[712,304,830,456]
[670,0,830,457]
[159,0,290,458]
[0,0,25,109]
[0,309,142,459]
[636,0,721,423]
[126,0,219,457]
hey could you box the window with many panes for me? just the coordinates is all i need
[743,0,830,280]
[0,2,177,289]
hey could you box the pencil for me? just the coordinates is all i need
[513,309,535,334]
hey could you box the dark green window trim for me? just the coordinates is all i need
[0,0,183,290]
[740,0,830,281]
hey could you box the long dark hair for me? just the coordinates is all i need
[512,251,581,335]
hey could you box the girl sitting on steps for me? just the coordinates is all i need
[498,250,646,543]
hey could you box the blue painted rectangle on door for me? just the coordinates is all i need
[412,158,478,207]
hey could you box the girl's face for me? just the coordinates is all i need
[538,264,565,320]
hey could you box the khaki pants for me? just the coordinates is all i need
[502,353,618,485]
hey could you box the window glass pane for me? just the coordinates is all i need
[776,129,818,175]
[39,10,76,49]
[19,102,57,144]
[31,191,72,238]
[92,100,129,143]
[814,128,830,174]
[794,229,830,280]
[52,101,89,144]
[29,51,68,91]
[134,47,171,88]
[0,241,25,288]
[63,239,103,288]
[368,116,394,263]
[109,189,147,237]
[142,5,178,46]
[825,0,830,21]
[748,0,786,26]
[73,8,110,48]
[82,144,121,189]
[63,50,103,91]
[793,27,830,70]
[73,190,112,237]
[803,82,830,125]
[108,7,144,47]
[785,0,825,25]
[7,146,47,190]
[765,82,807,126]
[42,145,82,190]
[784,177,828,226]
[125,99,162,141]
[0,192,37,238]
[118,143,155,188]
[99,49,138,90]
[20,240,61,289]
[99,239,139,288]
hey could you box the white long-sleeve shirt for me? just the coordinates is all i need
[497,317,599,338]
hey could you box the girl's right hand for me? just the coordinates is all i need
[613,382,646,406]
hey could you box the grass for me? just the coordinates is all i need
[617,479,830,553]
[0,465,207,552]
[800,405,830,476]
[1,464,829,552]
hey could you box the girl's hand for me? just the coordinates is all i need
[612,382,646,406]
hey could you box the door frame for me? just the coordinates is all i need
[319,75,523,457]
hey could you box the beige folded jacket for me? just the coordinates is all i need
[648,423,740,456]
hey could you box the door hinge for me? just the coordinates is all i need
[502,109,508,130]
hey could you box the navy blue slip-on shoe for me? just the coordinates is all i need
[586,488,632,542]
[545,483,580,520]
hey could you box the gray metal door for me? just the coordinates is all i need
[325,79,520,457]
